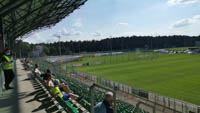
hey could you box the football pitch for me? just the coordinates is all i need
[70,52,200,105]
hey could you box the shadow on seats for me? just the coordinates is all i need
[26,78,60,113]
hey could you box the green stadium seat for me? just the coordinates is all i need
[55,96,79,113]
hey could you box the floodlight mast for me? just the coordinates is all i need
[110,36,113,52]
[56,35,61,56]
[55,35,62,78]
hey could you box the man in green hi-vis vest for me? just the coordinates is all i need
[1,48,15,90]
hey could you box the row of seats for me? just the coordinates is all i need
[25,60,150,113]
[24,62,88,113]
[61,76,149,113]
[35,73,80,113]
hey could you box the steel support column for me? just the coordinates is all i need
[0,17,4,51]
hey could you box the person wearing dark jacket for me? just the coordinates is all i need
[40,69,51,81]
[1,48,15,90]
[94,92,114,113]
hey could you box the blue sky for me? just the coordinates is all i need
[24,0,200,44]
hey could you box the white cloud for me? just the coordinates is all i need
[167,0,198,5]
[24,27,84,43]
[25,33,42,43]
[92,31,103,37]
[72,19,82,27]
[171,15,200,28]
[24,33,57,44]
[61,28,82,36]
[117,22,129,27]
[52,28,82,37]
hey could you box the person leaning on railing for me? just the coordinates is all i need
[0,48,15,90]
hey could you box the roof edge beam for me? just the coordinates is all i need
[0,0,32,16]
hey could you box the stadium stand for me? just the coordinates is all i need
[23,59,150,113]
[23,60,89,113]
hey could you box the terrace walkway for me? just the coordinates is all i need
[0,60,58,113]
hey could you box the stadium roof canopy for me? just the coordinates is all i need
[0,0,87,41]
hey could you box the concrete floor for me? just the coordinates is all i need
[0,60,59,113]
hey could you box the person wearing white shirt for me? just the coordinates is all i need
[34,64,41,75]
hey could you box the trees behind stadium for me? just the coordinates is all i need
[18,35,200,56]
[44,35,200,55]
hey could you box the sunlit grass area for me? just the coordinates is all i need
[70,52,200,105]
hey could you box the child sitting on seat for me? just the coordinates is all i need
[50,79,71,101]
[50,79,83,101]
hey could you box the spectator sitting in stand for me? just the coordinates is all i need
[24,58,30,70]
[40,69,51,85]
[40,69,51,81]
[50,79,83,101]
[50,79,70,101]
[46,74,54,88]
[33,64,41,75]
[94,92,114,113]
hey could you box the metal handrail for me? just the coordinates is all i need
[136,101,155,113]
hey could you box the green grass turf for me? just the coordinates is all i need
[72,53,200,105]
[66,52,155,66]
